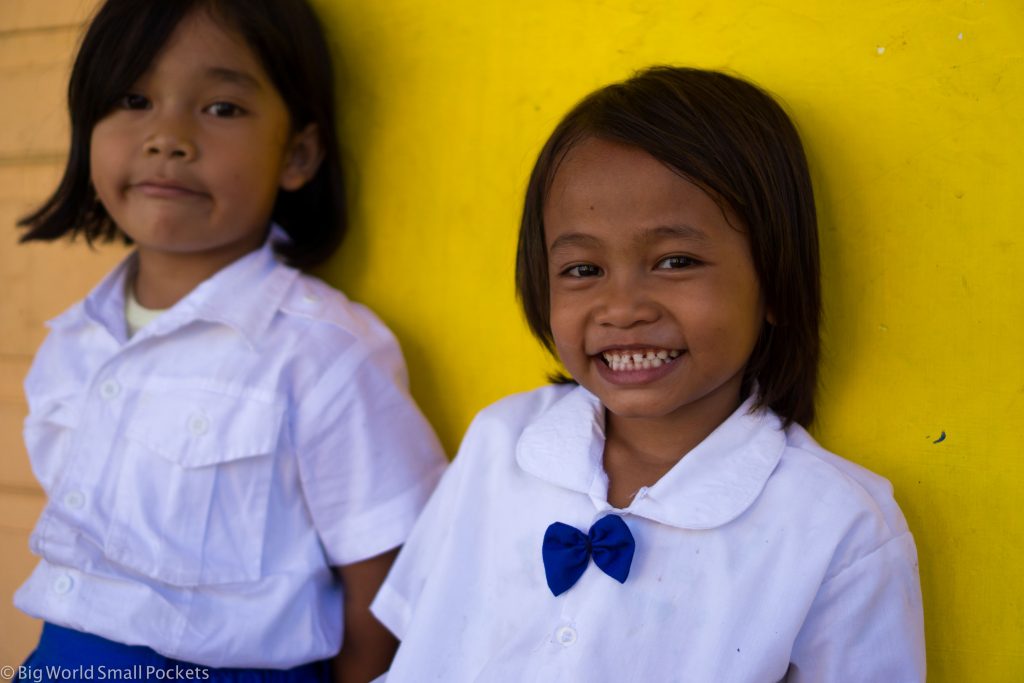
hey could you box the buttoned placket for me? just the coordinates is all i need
[552,589,583,654]
[40,325,140,566]
[43,294,188,548]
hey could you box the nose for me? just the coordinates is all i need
[594,275,661,329]
[143,117,197,161]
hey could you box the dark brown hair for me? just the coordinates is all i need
[18,0,345,268]
[515,66,821,427]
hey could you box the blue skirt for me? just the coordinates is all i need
[18,623,331,683]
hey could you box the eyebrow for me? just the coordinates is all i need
[639,224,710,245]
[548,224,710,254]
[204,66,263,91]
[548,232,602,254]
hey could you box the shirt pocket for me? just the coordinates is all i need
[104,387,285,587]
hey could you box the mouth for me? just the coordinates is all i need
[131,179,205,199]
[599,347,683,372]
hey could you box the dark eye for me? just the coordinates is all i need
[563,263,602,278]
[205,102,245,117]
[656,255,700,270]
[118,93,150,110]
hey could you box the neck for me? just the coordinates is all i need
[602,380,744,508]
[132,245,258,309]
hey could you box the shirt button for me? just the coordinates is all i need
[63,490,85,510]
[99,380,121,400]
[188,413,210,436]
[555,625,578,646]
[303,292,320,304]
[52,574,74,595]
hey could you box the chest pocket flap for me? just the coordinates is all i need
[125,387,285,468]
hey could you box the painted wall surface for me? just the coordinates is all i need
[0,0,1020,679]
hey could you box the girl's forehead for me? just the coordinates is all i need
[554,138,655,180]
[543,137,748,248]
[149,9,267,81]
[547,139,696,214]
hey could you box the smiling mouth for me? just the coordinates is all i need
[600,348,683,372]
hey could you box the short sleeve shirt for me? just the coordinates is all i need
[16,235,447,668]
[372,384,925,682]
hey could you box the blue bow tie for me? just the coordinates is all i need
[542,514,635,596]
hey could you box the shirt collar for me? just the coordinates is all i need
[54,226,299,349]
[516,385,786,529]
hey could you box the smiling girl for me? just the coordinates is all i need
[370,67,926,682]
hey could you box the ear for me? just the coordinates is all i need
[279,123,325,191]
[766,307,777,326]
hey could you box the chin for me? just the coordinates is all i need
[596,394,681,421]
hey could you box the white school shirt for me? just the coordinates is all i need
[16,233,447,668]
[372,384,925,682]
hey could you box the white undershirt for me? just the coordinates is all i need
[124,285,167,337]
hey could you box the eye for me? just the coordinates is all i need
[118,93,150,110]
[205,102,246,117]
[655,255,701,270]
[562,263,603,278]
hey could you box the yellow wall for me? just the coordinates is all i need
[1,0,1021,679]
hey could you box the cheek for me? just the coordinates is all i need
[548,313,570,352]
[547,288,578,328]
[547,304,578,357]
[229,148,285,194]
[88,147,115,201]
[685,288,763,349]
[89,126,125,182]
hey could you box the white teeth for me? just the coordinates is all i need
[601,348,682,372]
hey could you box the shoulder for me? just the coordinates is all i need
[247,270,415,402]
[274,272,403,363]
[35,300,89,354]
[45,300,89,333]
[414,385,575,521]
[279,272,395,345]
[445,384,575,476]
[467,383,576,439]
[781,425,908,535]
[767,422,913,578]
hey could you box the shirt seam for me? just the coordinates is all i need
[821,529,913,585]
